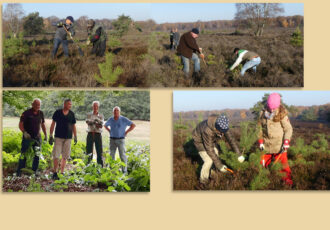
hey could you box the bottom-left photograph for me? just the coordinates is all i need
[2,90,150,192]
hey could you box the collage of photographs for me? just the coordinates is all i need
[2,2,328,195]
[2,2,330,230]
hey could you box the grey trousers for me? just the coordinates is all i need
[110,139,127,173]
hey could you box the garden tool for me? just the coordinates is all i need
[225,168,235,174]
[63,25,84,56]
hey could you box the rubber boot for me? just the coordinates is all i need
[32,156,40,175]
[16,158,27,176]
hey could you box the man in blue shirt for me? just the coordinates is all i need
[104,106,136,174]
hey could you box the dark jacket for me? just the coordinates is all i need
[177,31,200,59]
[53,20,75,40]
[88,24,107,43]
[192,115,242,170]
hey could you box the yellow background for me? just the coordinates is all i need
[1,1,329,230]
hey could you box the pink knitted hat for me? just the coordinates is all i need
[267,93,281,110]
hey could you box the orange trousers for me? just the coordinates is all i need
[260,152,293,185]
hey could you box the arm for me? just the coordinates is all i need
[49,120,56,136]
[185,35,201,53]
[224,130,242,156]
[125,123,136,136]
[73,124,77,138]
[230,51,247,70]
[41,123,47,139]
[19,121,24,133]
[281,115,293,141]
[201,130,224,171]
[104,119,111,133]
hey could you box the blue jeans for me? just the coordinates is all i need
[52,38,69,58]
[181,53,200,76]
[241,57,261,76]
[110,139,127,173]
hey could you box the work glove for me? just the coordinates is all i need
[238,155,245,163]
[86,40,91,45]
[23,131,31,140]
[258,139,265,151]
[74,136,78,145]
[57,22,64,27]
[200,53,205,59]
[282,139,290,151]
[199,47,203,53]
[220,165,228,173]
[49,136,54,145]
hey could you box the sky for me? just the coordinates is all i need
[173,91,330,112]
[3,3,304,23]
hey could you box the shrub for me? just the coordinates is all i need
[94,53,124,87]
[290,27,303,47]
[3,33,29,59]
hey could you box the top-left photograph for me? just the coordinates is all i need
[3,3,304,88]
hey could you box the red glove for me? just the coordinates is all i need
[283,139,290,150]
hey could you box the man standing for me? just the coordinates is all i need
[17,99,47,176]
[49,99,77,180]
[229,48,261,76]
[86,101,104,166]
[104,106,136,174]
[170,29,174,49]
[177,28,204,76]
[51,16,75,59]
[192,115,244,188]
[86,19,107,57]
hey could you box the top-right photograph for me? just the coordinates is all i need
[3,3,303,87]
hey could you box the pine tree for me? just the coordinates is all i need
[94,53,123,87]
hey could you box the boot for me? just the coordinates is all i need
[32,156,40,172]
[16,158,26,177]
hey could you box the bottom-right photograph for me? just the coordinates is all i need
[173,91,330,190]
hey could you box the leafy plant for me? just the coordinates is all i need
[94,53,124,87]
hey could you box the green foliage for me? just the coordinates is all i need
[207,54,217,65]
[250,168,270,190]
[94,53,124,87]
[3,130,150,192]
[108,36,122,49]
[3,33,29,59]
[290,27,303,47]
[23,12,44,35]
[300,107,317,121]
[137,54,156,64]
[3,91,45,115]
[219,141,249,170]
[239,121,258,154]
[3,91,150,121]
[112,14,133,37]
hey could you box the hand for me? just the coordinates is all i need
[238,155,245,163]
[86,40,91,45]
[282,139,290,151]
[258,139,265,151]
[49,136,54,145]
[74,136,78,145]
[23,131,31,140]
[200,53,205,59]
[58,22,64,27]
[220,165,228,173]
[199,47,203,52]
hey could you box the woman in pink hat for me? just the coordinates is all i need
[257,93,293,185]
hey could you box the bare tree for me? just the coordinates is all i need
[235,3,284,36]
[76,15,89,32]
[3,3,25,37]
